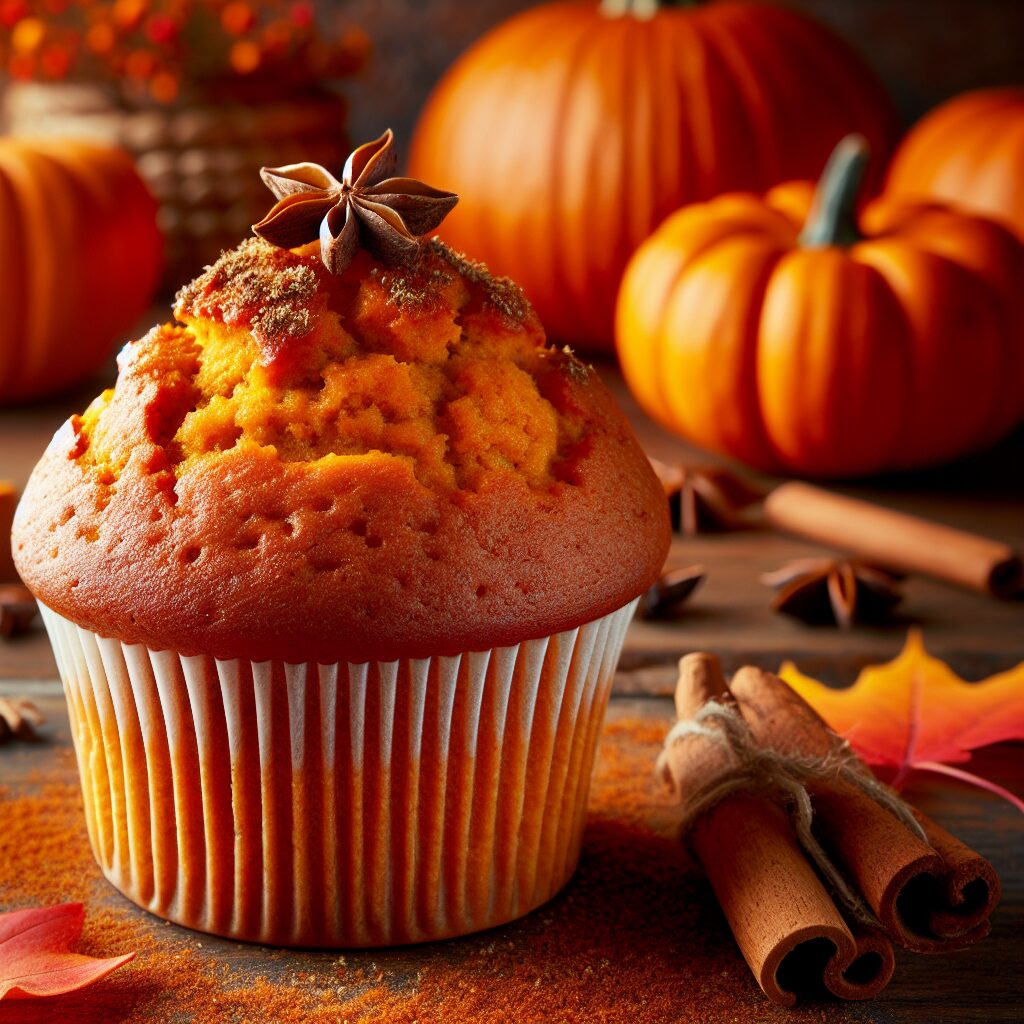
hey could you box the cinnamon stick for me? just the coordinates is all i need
[729,665,1001,952]
[663,654,895,1005]
[763,482,1023,598]
[0,481,17,583]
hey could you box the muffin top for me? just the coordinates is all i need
[14,136,669,663]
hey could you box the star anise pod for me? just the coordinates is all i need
[649,460,763,536]
[637,565,707,621]
[761,558,903,630]
[253,129,458,274]
[0,583,38,638]
[0,696,44,742]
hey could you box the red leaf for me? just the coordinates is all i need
[778,629,1024,802]
[0,903,134,1001]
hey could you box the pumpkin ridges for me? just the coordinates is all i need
[616,223,697,422]
[62,142,161,331]
[36,150,96,396]
[0,167,27,392]
[0,139,160,404]
[654,235,786,469]
[617,193,797,422]
[411,6,570,289]
[411,0,895,351]
[866,204,1024,435]
[673,12,728,199]
[626,14,664,245]
[0,147,73,396]
[690,6,782,187]
[23,147,96,396]
[886,89,1024,238]
[621,14,654,253]
[581,14,634,339]
[921,109,1020,201]
[854,241,1006,468]
[718,4,893,190]
[550,12,631,341]
[648,11,687,231]
[888,90,1024,195]
[757,250,913,476]
[969,116,1024,225]
[0,149,34,395]
[887,102,985,199]
[493,6,585,333]
[31,142,122,376]
[517,5,598,320]
[700,7,816,180]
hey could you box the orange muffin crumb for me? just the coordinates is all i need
[77,238,573,496]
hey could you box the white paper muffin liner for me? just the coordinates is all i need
[40,600,637,947]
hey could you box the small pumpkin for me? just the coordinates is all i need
[409,0,895,351]
[615,135,1024,477]
[886,88,1024,240]
[0,138,162,405]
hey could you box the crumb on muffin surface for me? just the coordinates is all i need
[75,237,589,496]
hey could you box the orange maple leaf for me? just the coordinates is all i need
[778,630,1024,811]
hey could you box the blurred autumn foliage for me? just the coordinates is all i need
[0,0,369,103]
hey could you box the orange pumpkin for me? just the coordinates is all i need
[0,138,162,405]
[409,0,895,351]
[887,88,1024,240]
[615,136,1024,477]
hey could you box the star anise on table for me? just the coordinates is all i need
[0,583,38,638]
[637,565,707,621]
[649,460,763,536]
[0,696,44,742]
[761,558,904,630]
[253,129,458,274]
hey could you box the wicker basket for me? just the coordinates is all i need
[3,80,350,292]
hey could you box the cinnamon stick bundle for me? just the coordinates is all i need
[662,655,895,1006]
[728,666,1001,953]
[660,654,1000,1006]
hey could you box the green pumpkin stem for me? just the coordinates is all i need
[799,134,870,248]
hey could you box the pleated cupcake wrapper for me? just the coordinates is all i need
[40,601,636,948]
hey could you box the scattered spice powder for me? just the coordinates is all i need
[428,238,530,322]
[174,238,321,345]
[0,713,875,1024]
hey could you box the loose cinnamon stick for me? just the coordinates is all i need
[0,481,17,583]
[764,482,1023,598]
[664,654,894,1005]
[729,666,1001,952]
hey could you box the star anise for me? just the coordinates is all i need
[637,565,707,621]
[253,129,458,274]
[649,460,763,536]
[0,696,44,742]
[761,558,903,630]
[0,584,38,638]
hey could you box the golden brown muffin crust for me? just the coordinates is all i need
[14,239,669,662]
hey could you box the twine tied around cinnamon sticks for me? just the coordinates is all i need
[659,653,1001,1006]
[660,698,926,931]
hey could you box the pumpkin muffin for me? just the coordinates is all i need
[13,131,670,948]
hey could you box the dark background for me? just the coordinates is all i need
[336,0,1024,148]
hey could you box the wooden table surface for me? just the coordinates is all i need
[1,356,1023,1022]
